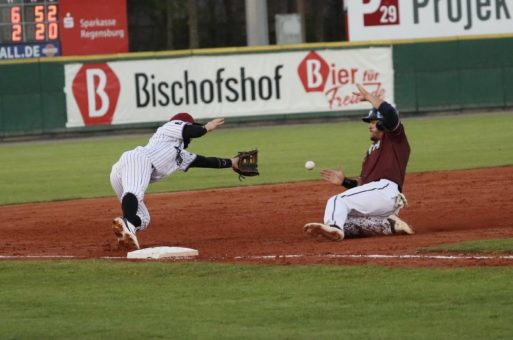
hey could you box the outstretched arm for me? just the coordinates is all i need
[320,168,361,189]
[204,118,224,132]
[353,83,399,131]
[188,154,239,170]
[353,83,383,109]
[182,118,225,140]
[320,168,344,186]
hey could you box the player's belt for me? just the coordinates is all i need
[375,178,401,192]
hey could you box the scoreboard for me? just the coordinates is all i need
[0,0,60,58]
[0,0,129,59]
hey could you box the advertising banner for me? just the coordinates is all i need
[64,48,394,127]
[60,0,128,56]
[347,0,513,41]
[0,41,60,59]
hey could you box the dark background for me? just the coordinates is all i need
[127,0,346,52]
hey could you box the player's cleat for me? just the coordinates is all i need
[112,217,140,250]
[388,214,414,235]
[304,222,345,241]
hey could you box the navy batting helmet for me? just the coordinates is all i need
[362,108,386,131]
[362,108,383,123]
[170,112,194,124]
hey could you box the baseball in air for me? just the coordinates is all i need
[305,160,315,170]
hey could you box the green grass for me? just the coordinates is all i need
[1,261,513,339]
[0,112,512,205]
[423,238,513,254]
[2,112,513,339]
[404,113,513,172]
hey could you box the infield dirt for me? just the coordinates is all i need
[1,166,512,267]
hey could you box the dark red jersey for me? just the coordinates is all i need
[360,103,410,190]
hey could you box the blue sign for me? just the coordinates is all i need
[0,42,61,60]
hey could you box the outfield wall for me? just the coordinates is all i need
[394,37,513,112]
[0,61,67,137]
[1,36,512,138]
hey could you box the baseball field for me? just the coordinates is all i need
[1,112,513,339]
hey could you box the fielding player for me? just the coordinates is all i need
[304,84,414,240]
[110,113,240,250]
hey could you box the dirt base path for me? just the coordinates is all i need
[2,167,513,267]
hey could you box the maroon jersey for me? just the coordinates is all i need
[360,105,410,190]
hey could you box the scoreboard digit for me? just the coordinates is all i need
[10,5,22,41]
[47,3,57,39]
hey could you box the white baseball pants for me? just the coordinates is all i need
[324,179,401,228]
[110,149,152,230]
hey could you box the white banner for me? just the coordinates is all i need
[347,0,513,41]
[64,48,394,127]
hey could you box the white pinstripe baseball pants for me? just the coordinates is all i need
[324,179,400,228]
[110,149,152,230]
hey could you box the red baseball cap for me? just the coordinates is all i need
[170,112,194,124]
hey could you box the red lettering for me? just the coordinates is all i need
[329,65,359,87]
[325,86,361,109]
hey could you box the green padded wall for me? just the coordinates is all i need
[394,37,513,112]
[0,61,66,137]
[40,62,67,132]
[505,67,513,106]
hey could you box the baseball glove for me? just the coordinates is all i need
[234,149,259,180]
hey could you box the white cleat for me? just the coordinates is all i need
[112,217,140,250]
[388,214,415,235]
[304,222,345,241]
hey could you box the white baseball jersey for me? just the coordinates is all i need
[110,120,197,230]
[145,121,197,182]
